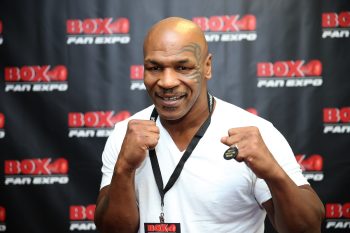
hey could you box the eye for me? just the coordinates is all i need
[176,66,190,71]
[146,66,162,71]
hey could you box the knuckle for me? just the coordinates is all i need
[253,127,260,136]
[128,119,137,125]
[228,128,234,135]
[128,120,141,131]
[248,126,258,133]
[127,119,137,128]
[154,126,160,134]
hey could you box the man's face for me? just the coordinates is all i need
[144,41,209,121]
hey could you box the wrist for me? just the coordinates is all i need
[264,164,287,183]
[115,158,137,176]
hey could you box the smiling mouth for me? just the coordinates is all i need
[162,96,183,101]
[156,93,186,107]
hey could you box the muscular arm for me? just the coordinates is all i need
[221,126,324,233]
[262,170,324,233]
[94,162,139,233]
[94,119,160,233]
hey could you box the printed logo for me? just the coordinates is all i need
[193,14,257,42]
[0,20,3,45]
[295,154,324,181]
[256,60,323,88]
[67,17,130,45]
[145,223,180,233]
[325,203,350,229]
[4,158,69,185]
[323,107,350,134]
[0,113,5,139]
[4,65,68,92]
[246,108,258,115]
[322,12,350,39]
[70,205,96,231]
[0,206,5,232]
[130,65,145,90]
[68,111,130,138]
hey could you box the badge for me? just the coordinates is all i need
[144,223,181,233]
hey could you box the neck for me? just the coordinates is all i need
[161,106,209,132]
[160,95,214,151]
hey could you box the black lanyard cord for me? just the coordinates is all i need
[149,93,214,207]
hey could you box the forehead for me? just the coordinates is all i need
[144,43,200,63]
[144,25,204,61]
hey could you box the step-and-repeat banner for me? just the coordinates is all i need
[0,0,349,232]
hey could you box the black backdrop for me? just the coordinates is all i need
[0,0,349,232]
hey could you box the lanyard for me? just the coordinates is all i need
[149,93,214,223]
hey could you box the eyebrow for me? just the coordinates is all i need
[144,60,160,65]
[144,59,191,65]
[177,59,190,64]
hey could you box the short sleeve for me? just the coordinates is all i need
[99,121,128,189]
[254,122,309,205]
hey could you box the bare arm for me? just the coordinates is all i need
[263,174,324,233]
[94,164,139,233]
[94,119,160,233]
[221,126,324,233]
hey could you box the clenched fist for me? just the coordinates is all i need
[117,119,160,172]
[221,126,281,180]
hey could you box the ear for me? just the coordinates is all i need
[204,53,212,80]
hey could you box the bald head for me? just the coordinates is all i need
[143,17,208,61]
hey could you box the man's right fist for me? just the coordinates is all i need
[118,119,160,171]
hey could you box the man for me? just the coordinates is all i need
[94,17,324,233]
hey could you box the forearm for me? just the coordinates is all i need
[95,162,139,233]
[265,168,324,233]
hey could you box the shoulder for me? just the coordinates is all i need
[213,97,273,128]
[213,97,286,146]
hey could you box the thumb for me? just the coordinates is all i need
[221,136,229,144]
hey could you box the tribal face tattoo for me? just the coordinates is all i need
[177,42,203,82]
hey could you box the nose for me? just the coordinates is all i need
[157,68,180,89]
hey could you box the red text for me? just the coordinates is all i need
[193,15,256,32]
[67,18,129,34]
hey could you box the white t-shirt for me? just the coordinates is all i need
[100,98,308,233]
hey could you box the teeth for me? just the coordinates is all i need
[163,96,180,101]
